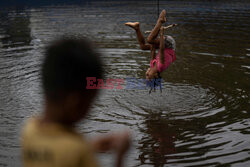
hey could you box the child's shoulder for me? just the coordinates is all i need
[22,117,87,148]
[21,117,98,167]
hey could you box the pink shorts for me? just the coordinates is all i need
[150,48,176,73]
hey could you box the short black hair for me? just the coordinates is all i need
[42,37,103,101]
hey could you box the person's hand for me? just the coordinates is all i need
[112,131,131,157]
[89,131,131,167]
[111,131,131,167]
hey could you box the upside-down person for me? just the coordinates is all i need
[125,10,176,92]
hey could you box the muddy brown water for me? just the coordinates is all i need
[0,1,250,166]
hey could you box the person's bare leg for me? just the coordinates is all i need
[147,10,166,46]
[125,22,151,50]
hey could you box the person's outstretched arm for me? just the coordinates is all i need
[90,131,131,167]
[159,26,165,64]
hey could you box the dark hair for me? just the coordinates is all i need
[42,37,103,101]
[149,72,162,94]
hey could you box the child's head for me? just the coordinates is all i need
[164,35,176,50]
[42,37,103,124]
[146,68,158,80]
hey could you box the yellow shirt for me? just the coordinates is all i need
[21,118,98,167]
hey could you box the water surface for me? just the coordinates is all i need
[0,1,250,166]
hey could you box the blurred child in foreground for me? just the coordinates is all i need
[21,38,130,167]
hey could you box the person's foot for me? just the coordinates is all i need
[125,22,140,30]
[158,10,167,23]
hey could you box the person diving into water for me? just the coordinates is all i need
[125,10,176,93]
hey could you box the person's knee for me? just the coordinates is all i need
[147,37,154,44]
[140,45,148,50]
[140,46,147,50]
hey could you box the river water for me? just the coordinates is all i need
[0,0,250,166]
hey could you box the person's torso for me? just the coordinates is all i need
[150,48,175,72]
[21,118,98,167]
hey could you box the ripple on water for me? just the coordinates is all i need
[0,1,250,166]
[82,82,249,165]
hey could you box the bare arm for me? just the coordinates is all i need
[150,45,156,60]
[159,26,165,64]
[90,132,130,167]
[90,135,115,153]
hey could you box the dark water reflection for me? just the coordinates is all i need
[0,1,250,166]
